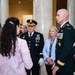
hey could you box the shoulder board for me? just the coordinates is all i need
[67,28,71,30]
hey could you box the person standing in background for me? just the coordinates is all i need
[20,25,27,33]
[20,19,44,75]
[52,9,75,75]
[23,25,27,32]
[43,26,58,75]
[0,17,33,75]
[19,25,27,37]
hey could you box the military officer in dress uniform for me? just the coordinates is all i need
[20,19,44,75]
[52,9,75,75]
[73,30,75,70]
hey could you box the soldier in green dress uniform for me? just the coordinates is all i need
[20,19,44,75]
[52,9,75,75]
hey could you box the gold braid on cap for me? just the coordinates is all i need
[27,23,35,26]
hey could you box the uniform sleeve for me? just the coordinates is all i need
[73,29,75,54]
[56,28,74,67]
[20,40,33,69]
[39,34,44,58]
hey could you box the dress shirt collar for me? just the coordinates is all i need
[28,31,34,37]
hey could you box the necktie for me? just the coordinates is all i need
[30,33,31,37]
[49,39,54,57]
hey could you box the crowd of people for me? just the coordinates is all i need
[0,8,75,75]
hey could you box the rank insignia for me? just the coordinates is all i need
[67,28,71,30]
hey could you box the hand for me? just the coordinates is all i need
[38,58,44,66]
[46,57,54,65]
[51,63,55,70]
[73,43,75,47]
[52,66,59,75]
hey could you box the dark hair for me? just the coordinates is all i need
[1,17,19,57]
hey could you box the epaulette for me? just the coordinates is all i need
[67,28,71,30]
[66,24,72,30]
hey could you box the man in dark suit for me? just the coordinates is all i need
[20,19,44,75]
[52,9,75,75]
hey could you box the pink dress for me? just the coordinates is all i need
[0,38,33,75]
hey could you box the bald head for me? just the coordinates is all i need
[58,9,69,17]
[56,9,69,25]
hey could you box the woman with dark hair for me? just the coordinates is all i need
[0,17,33,75]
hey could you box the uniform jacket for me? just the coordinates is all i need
[20,31,44,66]
[56,22,75,73]
[0,38,33,75]
[73,29,75,55]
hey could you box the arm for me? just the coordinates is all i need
[20,40,33,69]
[39,34,44,58]
[38,34,44,66]
[52,28,74,75]
[43,40,49,60]
[56,29,74,67]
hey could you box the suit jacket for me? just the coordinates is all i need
[43,38,57,65]
[55,22,75,73]
[20,31,44,66]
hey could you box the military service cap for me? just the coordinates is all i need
[27,19,37,26]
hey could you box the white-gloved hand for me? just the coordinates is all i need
[38,58,44,66]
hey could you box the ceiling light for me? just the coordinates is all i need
[19,1,21,4]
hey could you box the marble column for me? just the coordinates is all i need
[67,0,75,28]
[0,0,9,27]
[33,0,53,40]
[33,0,53,75]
